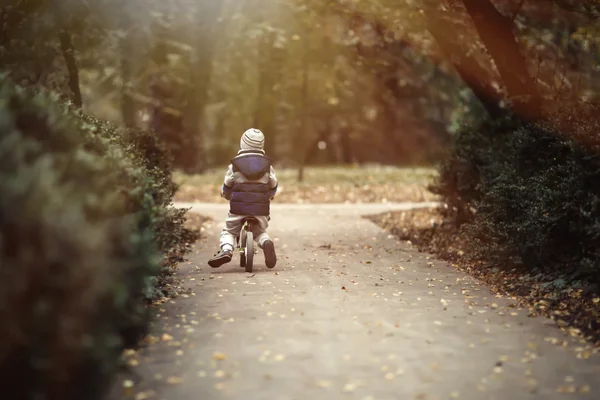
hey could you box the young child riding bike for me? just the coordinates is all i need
[208,128,278,269]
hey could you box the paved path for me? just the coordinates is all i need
[114,203,600,400]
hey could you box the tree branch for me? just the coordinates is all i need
[511,0,527,21]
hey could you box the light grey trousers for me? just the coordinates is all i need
[220,214,271,250]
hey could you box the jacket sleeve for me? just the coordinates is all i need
[268,166,278,199]
[221,165,234,200]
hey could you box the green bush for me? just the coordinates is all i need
[434,109,600,288]
[76,114,199,293]
[0,77,198,400]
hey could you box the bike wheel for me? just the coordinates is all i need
[245,231,254,273]
[240,231,247,268]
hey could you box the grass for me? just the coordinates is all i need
[174,165,438,204]
[175,165,436,185]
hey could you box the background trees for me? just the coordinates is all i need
[1,0,598,171]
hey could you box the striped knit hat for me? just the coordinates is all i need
[240,128,265,151]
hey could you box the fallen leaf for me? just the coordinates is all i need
[556,385,576,393]
[316,380,332,388]
[143,335,159,345]
[167,376,184,385]
[342,383,357,392]
[135,391,155,400]
[123,349,136,357]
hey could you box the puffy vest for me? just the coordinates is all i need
[229,152,272,216]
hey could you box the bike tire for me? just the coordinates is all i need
[240,232,247,268]
[245,231,254,273]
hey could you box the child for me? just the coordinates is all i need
[208,129,278,268]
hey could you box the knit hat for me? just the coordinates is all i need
[240,128,265,151]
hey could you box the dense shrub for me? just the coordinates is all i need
[0,77,198,400]
[434,109,600,289]
[76,114,199,295]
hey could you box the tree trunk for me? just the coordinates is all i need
[185,0,223,172]
[58,29,82,108]
[254,30,282,159]
[339,127,353,164]
[297,37,310,183]
[461,0,543,119]
[149,37,186,168]
[120,17,136,128]
[424,8,504,118]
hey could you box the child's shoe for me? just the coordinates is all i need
[262,240,277,268]
[208,248,233,268]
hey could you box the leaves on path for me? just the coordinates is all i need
[134,391,156,400]
[371,208,600,349]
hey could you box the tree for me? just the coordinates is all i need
[461,0,543,119]
[254,29,285,159]
[183,0,224,172]
[424,6,503,118]
[296,33,311,182]
[58,28,82,108]
[119,12,136,127]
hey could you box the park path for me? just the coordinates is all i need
[114,202,600,400]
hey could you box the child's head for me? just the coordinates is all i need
[240,128,265,151]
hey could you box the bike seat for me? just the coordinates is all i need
[242,216,259,223]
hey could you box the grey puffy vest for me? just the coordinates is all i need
[229,152,272,216]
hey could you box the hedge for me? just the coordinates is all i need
[0,76,198,400]
[434,106,600,291]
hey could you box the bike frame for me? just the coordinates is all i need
[238,219,254,248]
